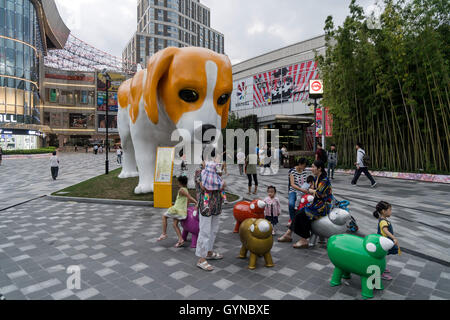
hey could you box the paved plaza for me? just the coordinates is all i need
[0,153,449,300]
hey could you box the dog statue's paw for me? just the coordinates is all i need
[119,171,139,179]
[134,183,154,194]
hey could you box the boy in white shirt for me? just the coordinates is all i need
[50,151,60,180]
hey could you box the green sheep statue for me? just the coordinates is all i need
[327,234,394,299]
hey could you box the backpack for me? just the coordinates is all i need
[362,151,371,167]
[320,149,328,163]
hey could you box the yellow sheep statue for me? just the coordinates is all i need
[238,218,274,270]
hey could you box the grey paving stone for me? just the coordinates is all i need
[76,288,100,300]
[1,161,449,302]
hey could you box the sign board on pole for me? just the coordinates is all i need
[154,147,175,208]
[316,108,323,138]
[309,80,323,98]
[325,108,333,137]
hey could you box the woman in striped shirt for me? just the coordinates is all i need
[287,158,309,226]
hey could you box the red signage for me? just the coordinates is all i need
[316,108,323,138]
[311,81,322,92]
[45,73,95,83]
[325,108,333,137]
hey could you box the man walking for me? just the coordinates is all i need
[237,149,245,176]
[327,144,338,180]
[116,146,123,165]
[50,151,60,180]
[351,142,377,187]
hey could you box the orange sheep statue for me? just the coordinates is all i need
[233,199,266,233]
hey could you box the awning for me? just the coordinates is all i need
[258,114,315,125]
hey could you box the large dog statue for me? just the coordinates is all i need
[117,47,233,194]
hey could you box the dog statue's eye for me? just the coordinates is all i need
[179,89,199,103]
[217,94,230,105]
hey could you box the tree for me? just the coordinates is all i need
[318,0,449,173]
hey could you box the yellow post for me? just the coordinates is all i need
[153,147,175,209]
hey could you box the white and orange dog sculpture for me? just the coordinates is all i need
[117,47,233,194]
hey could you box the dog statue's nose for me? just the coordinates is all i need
[202,125,217,143]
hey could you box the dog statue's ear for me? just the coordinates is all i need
[220,54,232,130]
[144,47,179,124]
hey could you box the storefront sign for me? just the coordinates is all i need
[0,114,17,123]
[309,80,323,98]
[0,129,43,136]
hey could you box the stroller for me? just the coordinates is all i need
[331,196,359,233]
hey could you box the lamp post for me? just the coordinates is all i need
[313,98,318,154]
[102,70,111,175]
[309,80,324,154]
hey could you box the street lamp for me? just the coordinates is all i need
[102,69,111,175]
[309,79,324,153]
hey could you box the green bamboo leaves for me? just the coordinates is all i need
[318,0,449,174]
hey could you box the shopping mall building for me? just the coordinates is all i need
[0,0,69,150]
[231,35,326,152]
[41,67,126,149]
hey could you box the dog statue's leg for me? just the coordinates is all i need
[132,139,156,194]
[118,107,138,178]
[130,98,158,194]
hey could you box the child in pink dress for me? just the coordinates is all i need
[264,186,282,235]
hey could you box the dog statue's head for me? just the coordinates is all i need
[136,47,232,140]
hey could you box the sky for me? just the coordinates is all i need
[54,0,380,64]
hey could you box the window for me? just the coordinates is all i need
[60,90,74,105]
[48,88,58,103]
[80,90,88,104]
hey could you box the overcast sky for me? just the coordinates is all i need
[54,0,379,64]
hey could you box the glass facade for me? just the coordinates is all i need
[0,0,42,125]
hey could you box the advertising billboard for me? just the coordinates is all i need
[98,114,118,133]
[97,92,119,112]
[315,108,323,138]
[253,60,319,107]
[97,72,127,92]
[231,77,253,111]
[69,114,88,129]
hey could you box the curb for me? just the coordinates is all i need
[46,194,244,209]
[3,153,52,160]
[334,169,449,184]
[46,195,153,207]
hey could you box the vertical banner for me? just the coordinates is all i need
[325,108,333,137]
[315,108,323,138]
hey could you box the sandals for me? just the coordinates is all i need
[278,235,292,243]
[206,252,223,260]
[197,261,214,271]
[157,234,168,242]
[381,273,393,281]
[293,241,309,249]
[174,240,185,248]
